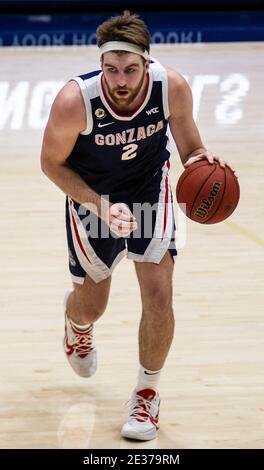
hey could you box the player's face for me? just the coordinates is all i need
[102,52,148,108]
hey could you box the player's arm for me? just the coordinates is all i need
[40,81,104,213]
[166,68,236,174]
[40,81,136,236]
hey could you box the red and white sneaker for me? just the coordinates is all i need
[121,388,160,441]
[63,289,97,378]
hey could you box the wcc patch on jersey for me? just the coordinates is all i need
[65,59,177,284]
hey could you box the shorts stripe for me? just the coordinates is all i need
[162,163,170,239]
[69,199,92,264]
[68,198,100,277]
[67,197,126,283]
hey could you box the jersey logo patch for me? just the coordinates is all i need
[95,108,106,119]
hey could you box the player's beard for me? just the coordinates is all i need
[104,70,146,109]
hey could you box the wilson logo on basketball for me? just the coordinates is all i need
[194,181,222,219]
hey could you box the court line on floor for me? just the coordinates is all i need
[225,220,264,247]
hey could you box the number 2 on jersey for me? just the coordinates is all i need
[121,144,138,160]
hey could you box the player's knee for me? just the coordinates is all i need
[142,286,173,316]
[79,303,106,323]
[77,294,109,323]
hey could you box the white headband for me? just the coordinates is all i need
[99,41,149,60]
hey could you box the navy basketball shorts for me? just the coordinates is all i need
[65,163,177,284]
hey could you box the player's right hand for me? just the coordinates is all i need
[108,203,137,237]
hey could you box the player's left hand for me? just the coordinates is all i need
[184,151,238,178]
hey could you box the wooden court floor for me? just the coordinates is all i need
[0,43,263,449]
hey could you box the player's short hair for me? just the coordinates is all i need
[96,11,151,59]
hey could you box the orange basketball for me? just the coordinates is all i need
[176,159,240,224]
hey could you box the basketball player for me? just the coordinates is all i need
[40,12,236,441]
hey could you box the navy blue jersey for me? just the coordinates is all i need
[67,59,171,203]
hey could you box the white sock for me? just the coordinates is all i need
[64,288,91,332]
[135,365,162,392]
[69,317,91,332]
